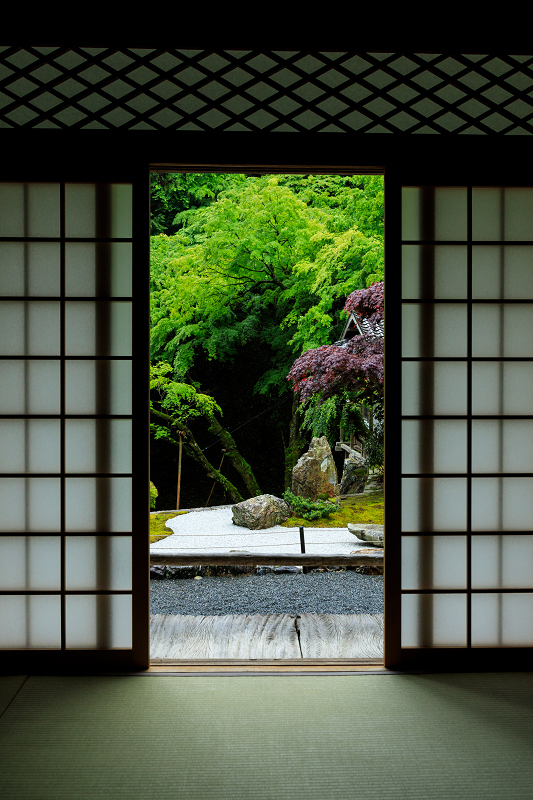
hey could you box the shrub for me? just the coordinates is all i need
[149,481,158,510]
[283,489,337,521]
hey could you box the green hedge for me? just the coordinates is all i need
[283,489,337,521]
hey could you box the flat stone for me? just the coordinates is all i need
[347,524,384,547]
[256,566,303,575]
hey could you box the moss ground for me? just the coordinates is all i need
[149,511,188,543]
[282,490,384,528]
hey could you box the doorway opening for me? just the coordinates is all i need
[147,166,385,663]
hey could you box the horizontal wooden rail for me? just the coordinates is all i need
[150,551,383,568]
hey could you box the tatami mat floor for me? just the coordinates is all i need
[1,672,532,800]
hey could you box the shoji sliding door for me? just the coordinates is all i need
[388,183,533,669]
[0,181,148,671]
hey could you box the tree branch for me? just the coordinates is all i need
[207,416,262,498]
[150,408,244,503]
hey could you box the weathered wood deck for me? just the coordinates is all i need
[150,551,383,568]
[150,613,383,660]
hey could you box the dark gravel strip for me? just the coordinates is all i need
[150,571,384,616]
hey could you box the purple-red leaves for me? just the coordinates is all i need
[287,281,383,403]
[344,281,384,329]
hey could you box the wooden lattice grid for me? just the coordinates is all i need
[1,47,533,133]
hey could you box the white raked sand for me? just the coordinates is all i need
[151,506,371,557]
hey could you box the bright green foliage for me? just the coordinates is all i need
[150,362,222,445]
[301,394,343,444]
[150,174,384,500]
[302,391,384,472]
[149,481,158,510]
[277,174,384,238]
[276,176,384,353]
[301,390,370,447]
[150,172,247,235]
[283,491,384,528]
[150,175,384,396]
[151,177,323,390]
[364,419,384,473]
[282,489,337,521]
[150,362,221,421]
[150,236,217,375]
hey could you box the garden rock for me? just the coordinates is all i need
[166,566,202,579]
[232,494,291,530]
[256,566,303,575]
[150,565,166,579]
[347,523,384,547]
[348,549,384,575]
[291,436,338,501]
[339,458,368,494]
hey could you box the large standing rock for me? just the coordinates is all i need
[232,494,291,530]
[291,436,338,501]
[339,458,368,495]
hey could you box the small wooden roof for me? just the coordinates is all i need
[334,312,384,345]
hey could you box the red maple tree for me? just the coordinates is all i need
[287,281,384,405]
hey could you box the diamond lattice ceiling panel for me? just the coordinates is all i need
[1,47,533,133]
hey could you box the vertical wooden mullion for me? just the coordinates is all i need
[131,168,150,669]
[466,185,473,650]
[94,184,112,650]
[22,184,30,646]
[60,181,66,651]
[497,189,505,645]
[418,188,436,649]
[383,168,402,668]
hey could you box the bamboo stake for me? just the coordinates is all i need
[205,449,226,507]
[176,434,183,510]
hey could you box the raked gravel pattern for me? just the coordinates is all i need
[151,506,383,615]
[150,571,384,616]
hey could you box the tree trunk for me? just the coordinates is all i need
[207,415,262,498]
[150,408,244,504]
[283,393,307,490]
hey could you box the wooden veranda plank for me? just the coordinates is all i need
[150,613,384,660]
[297,614,384,659]
[150,614,301,659]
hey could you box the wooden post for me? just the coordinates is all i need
[300,526,309,574]
[205,449,226,507]
[176,433,183,510]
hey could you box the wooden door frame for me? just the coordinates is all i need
[2,131,533,673]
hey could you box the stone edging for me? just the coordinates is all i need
[150,563,382,579]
